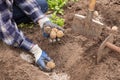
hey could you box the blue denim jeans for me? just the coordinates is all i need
[13,0,48,24]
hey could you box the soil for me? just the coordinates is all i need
[0,42,50,80]
[0,0,120,80]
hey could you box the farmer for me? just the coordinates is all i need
[0,0,63,71]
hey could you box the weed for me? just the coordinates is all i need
[18,23,34,29]
[50,14,65,27]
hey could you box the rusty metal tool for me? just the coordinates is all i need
[72,0,104,40]
[97,33,120,63]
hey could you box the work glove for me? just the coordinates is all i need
[38,16,64,42]
[30,44,55,72]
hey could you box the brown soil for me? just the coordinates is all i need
[0,42,50,80]
[0,0,120,80]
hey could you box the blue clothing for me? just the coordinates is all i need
[37,51,51,71]
[13,0,48,24]
[0,0,48,51]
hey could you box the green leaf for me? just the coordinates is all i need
[50,14,65,26]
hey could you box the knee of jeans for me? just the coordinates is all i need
[37,0,48,13]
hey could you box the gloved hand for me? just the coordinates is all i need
[38,16,64,39]
[43,21,64,31]
[30,44,54,72]
[37,51,52,71]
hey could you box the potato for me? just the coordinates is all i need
[112,26,118,31]
[47,61,56,69]
[50,30,57,39]
[52,28,58,32]
[44,26,51,34]
[56,30,64,38]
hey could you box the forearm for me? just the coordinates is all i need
[14,0,45,23]
[0,21,34,51]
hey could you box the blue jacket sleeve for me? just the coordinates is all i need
[14,0,45,23]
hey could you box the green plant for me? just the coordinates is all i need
[18,23,34,28]
[70,0,79,2]
[50,14,65,26]
[47,0,79,26]
[47,0,68,15]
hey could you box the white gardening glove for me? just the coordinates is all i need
[38,16,64,42]
[38,16,64,31]
[30,44,53,72]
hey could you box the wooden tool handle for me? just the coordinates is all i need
[106,42,120,53]
[89,0,96,11]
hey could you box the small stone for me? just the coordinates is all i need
[94,11,99,17]
[93,56,96,58]
[53,39,57,43]
[112,26,118,31]
[57,38,61,42]
[49,39,53,43]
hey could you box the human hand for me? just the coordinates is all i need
[36,51,55,72]
[38,17,64,42]
[30,45,55,72]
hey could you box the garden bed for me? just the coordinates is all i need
[0,0,120,80]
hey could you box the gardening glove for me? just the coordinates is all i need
[38,16,64,38]
[30,44,54,72]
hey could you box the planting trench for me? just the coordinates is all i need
[0,0,120,80]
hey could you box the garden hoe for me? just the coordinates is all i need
[97,27,120,63]
[72,0,104,40]
[97,34,114,63]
